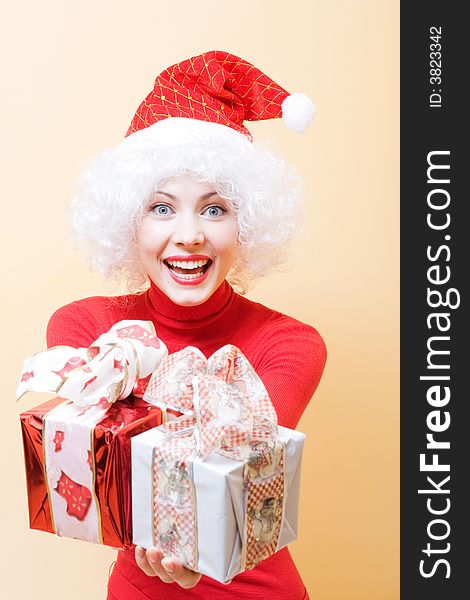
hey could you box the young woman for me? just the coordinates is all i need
[46,51,326,600]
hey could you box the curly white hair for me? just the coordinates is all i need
[70,118,303,293]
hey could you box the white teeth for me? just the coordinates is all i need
[165,258,209,269]
[174,272,202,280]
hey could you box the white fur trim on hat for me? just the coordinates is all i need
[121,117,250,149]
[281,93,316,133]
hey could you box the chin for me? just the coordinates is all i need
[162,285,214,307]
[172,293,208,307]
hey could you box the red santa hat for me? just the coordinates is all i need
[125,50,315,143]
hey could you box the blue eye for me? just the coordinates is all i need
[203,205,226,217]
[152,204,172,216]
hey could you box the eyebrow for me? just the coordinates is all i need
[153,191,219,201]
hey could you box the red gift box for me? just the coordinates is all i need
[20,394,163,549]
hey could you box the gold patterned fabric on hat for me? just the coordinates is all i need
[126,50,290,139]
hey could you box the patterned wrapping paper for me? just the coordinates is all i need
[18,320,168,548]
[131,345,305,582]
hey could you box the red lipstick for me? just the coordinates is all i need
[163,255,213,286]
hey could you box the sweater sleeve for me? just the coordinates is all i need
[46,300,103,349]
[253,319,327,429]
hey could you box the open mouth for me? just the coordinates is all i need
[163,258,213,281]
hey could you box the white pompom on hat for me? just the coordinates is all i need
[281,92,316,133]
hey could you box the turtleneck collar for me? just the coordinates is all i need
[144,279,235,331]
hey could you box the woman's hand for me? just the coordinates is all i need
[135,546,202,589]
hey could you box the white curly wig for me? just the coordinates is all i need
[70,118,303,293]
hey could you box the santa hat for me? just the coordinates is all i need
[125,50,315,144]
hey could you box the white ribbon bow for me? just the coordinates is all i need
[17,320,168,410]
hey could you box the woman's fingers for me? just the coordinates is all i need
[134,546,157,577]
[134,546,173,583]
[146,548,175,583]
[135,547,202,588]
[160,557,202,589]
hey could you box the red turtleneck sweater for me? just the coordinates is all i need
[46,281,326,600]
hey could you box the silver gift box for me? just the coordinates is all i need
[131,423,305,583]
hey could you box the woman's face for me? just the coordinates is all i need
[137,174,239,306]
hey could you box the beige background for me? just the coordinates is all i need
[0,1,399,598]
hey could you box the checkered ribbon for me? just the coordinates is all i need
[152,429,198,569]
[17,320,168,411]
[244,440,285,570]
[147,344,286,573]
[144,344,277,457]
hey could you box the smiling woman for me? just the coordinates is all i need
[45,50,326,600]
[137,175,239,306]
[70,115,303,294]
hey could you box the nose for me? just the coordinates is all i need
[172,214,204,248]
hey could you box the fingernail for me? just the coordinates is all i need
[147,550,158,563]
[162,559,175,573]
